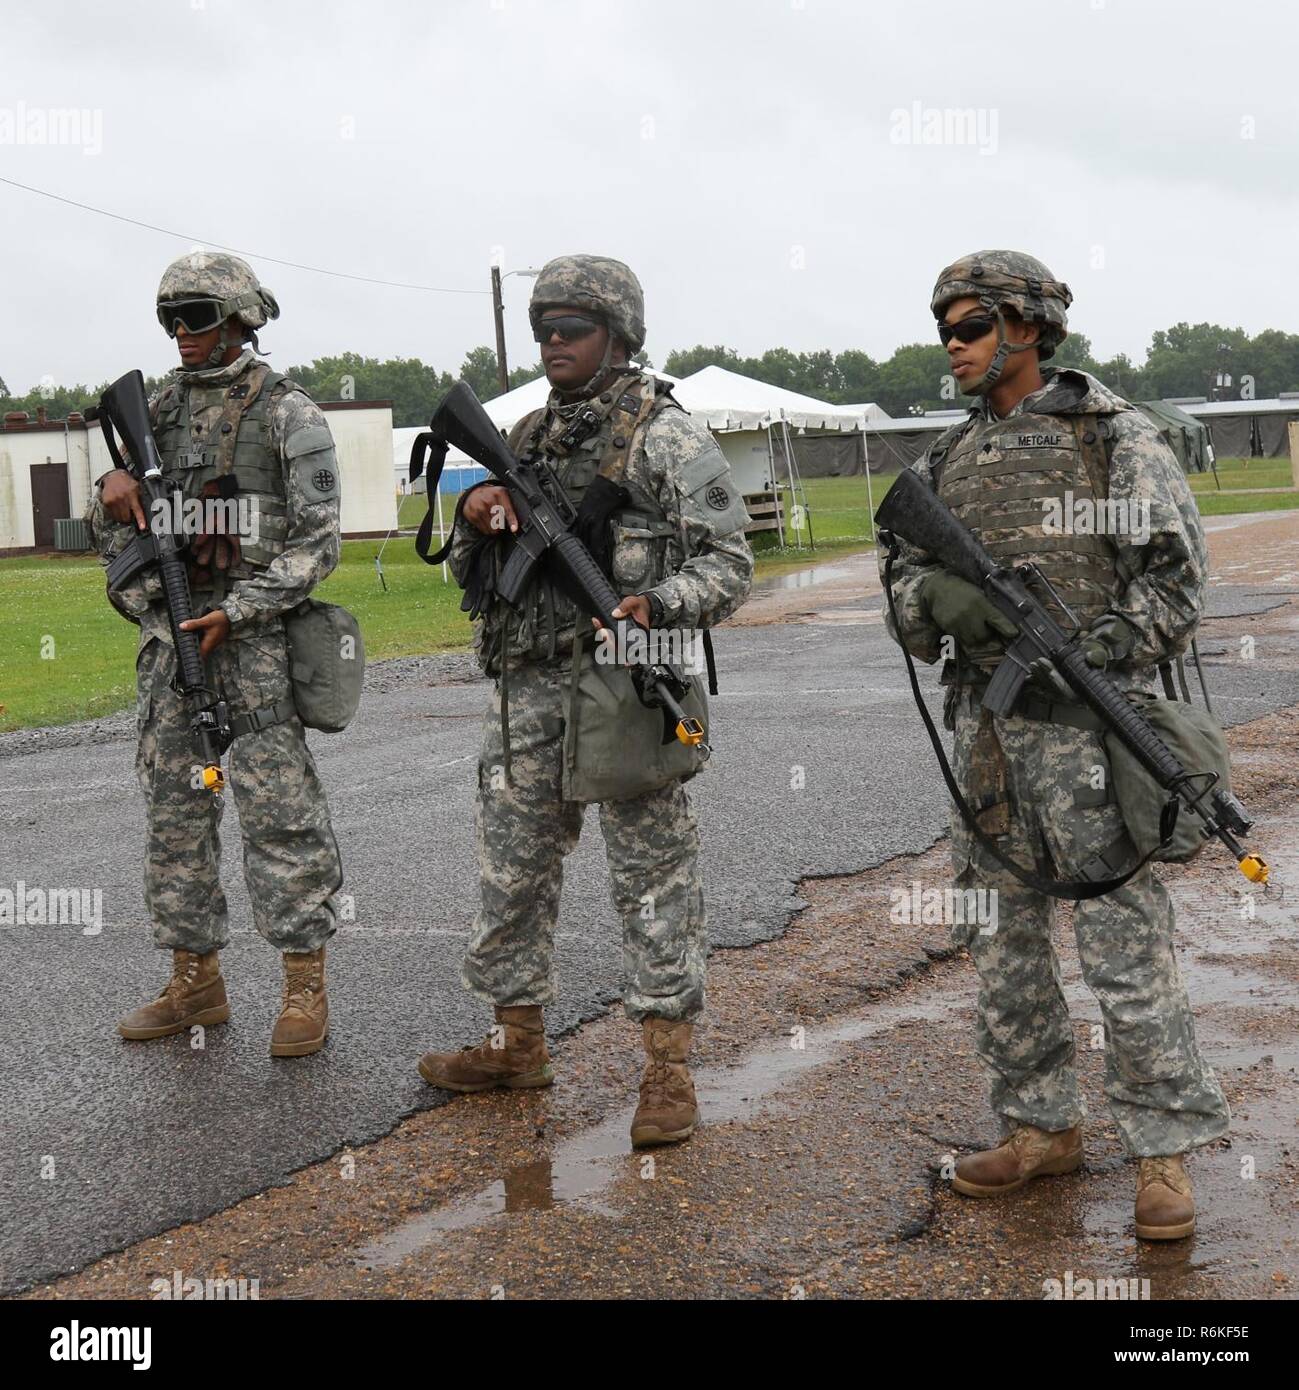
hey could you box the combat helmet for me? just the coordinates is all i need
[529,254,646,396]
[156,251,280,369]
[931,250,1072,394]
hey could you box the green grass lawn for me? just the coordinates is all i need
[0,541,472,733]
[1188,459,1295,493]
[3,464,1294,732]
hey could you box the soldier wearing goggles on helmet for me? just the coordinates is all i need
[88,251,345,1060]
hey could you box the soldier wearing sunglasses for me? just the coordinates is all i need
[418,254,753,1148]
[880,250,1223,1240]
[89,251,344,1058]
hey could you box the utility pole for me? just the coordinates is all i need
[491,264,509,397]
[490,264,542,398]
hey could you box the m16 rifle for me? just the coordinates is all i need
[411,381,705,750]
[875,466,1268,892]
[88,369,231,797]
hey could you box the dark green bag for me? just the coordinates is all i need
[561,635,709,802]
[1104,691,1234,863]
[284,598,365,733]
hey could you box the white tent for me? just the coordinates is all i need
[392,364,882,552]
[671,365,870,434]
[669,367,880,545]
[393,371,681,485]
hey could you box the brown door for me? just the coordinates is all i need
[30,461,69,548]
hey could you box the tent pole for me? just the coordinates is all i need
[782,419,811,551]
[861,428,876,542]
[436,475,449,584]
[765,424,786,548]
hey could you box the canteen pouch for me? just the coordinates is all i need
[1104,691,1234,863]
[561,636,709,803]
[284,598,365,732]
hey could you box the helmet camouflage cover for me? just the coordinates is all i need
[529,254,646,354]
[157,251,280,330]
[931,249,1071,358]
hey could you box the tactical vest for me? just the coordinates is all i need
[936,409,1121,661]
[485,371,679,668]
[152,362,293,581]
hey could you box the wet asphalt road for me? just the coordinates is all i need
[1,535,1297,1293]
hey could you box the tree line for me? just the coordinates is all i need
[662,322,1299,419]
[4,322,1298,427]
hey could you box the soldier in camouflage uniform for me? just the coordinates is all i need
[881,250,1227,1238]
[418,255,754,1146]
[90,252,343,1057]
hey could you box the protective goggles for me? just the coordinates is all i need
[157,298,229,337]
[532,313,602,345]
[938,313,998,347]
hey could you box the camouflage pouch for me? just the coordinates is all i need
[284,599,365,732]
[561,634,709,803]
[1104,692,1233,862]
[968,706,1012,836]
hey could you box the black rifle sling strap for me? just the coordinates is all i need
[409,431,470,566]
[881,543,1173,901]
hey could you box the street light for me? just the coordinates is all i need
[491,265,541,396]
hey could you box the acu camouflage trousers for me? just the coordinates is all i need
[463,661,707,1023]
[134,623,341,954]
[948,687,1229,1157]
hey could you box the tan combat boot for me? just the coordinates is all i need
[118,949,229,1040]
[270,947,328,1057]
[1135,1154,1195,1240]
[951,1123,1083,1196]
[418,1005,554,1091]
[630,1018,699,1149]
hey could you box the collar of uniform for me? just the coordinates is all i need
[539,368,646,443]
[173,348,259,389]
[545,366,642,414]
[979,365,1083,422]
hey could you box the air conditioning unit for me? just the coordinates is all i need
[54,517,93,552]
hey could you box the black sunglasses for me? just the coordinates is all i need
[938,313,998,347]
[157,298,228,337]
[532,314,602,345]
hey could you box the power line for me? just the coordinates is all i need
[0,175,488,296]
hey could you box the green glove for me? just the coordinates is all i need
[1081,614,1136,669]
[919,571,1018,650]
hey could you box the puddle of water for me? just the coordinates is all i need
[762,566,853,591]
[350,985,968,1272]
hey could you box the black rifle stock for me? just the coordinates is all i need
[88,370,230,797]
[427,381,705,749]
[875,467,1268,886]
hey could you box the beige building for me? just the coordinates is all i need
[0,398,397,554]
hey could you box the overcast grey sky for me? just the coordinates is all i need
[2,0,1296,394]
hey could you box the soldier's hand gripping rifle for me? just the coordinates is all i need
[418,381,706,751]
[87,370,231,798]
[875,467,1268,891]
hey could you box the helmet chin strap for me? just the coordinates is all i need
[203,321,232,370]
[569,330,636,400]
[959,306,1036,396]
